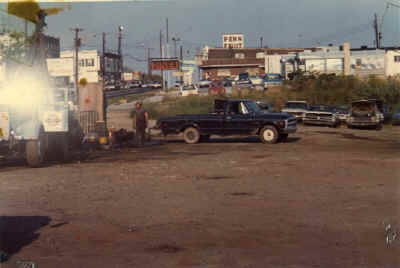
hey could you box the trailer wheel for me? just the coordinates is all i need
[26,127,46,168]
[183,127,200,144]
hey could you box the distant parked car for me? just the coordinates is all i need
[347,99,383,130]
[129,80,142,88]
[382,104,393,123]
[180,84,199,96]
[391,108,400,125]
[198,79,212,88]
[281,101,310,121]
[303,105,340,127]
[334,105,349,123]
[150,81,162,89]
[208,80,225,95]
[249,76,264,89]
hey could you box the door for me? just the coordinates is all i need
[224,101,254,135]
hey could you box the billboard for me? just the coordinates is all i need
[223,33,244,49]
[151,58,179,70]
[47,58,74,77]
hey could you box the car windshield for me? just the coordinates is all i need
[245,101,261,113]
[284,102,308,109]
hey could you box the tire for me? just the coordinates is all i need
[26,127,46,168]
[183,127,200,144]
[199,135,210,142]
[259,126,279,144]
[278,133,288,142]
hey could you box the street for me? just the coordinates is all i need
[0,125,399,267]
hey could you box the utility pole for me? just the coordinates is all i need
[374,13,382,49]
[160,30,164,90]
[146,47,154,77]
[180,45,183,86]
[166,18,169,44]
[172,37,180,57]
[70,27,83,109]
[118,26,124,85]
[102,32,106,82]
[260,37,263,48]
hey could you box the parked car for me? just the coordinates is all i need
[208,80,225,95]
[198,79,212,88]
[249,76,264,89]
[235,78,254,89]
[180,84,199,96]
[263,73,283,89]
[346,99,383,130]
[281,101,310,121]
[104,84,116,91]
[382,104,393,123]
[392,108,400,125]
[334,105,349,123]
[150,81,162,89]
[303,105,340,127]
[156,99,297,144]
[129,80,142,88]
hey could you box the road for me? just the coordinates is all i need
[104,86,158,98]
[0,126,399,267]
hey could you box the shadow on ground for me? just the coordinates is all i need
[0,216,51,262]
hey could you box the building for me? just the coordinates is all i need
[47,50,101,85]
[199,47,308,80]
[222,33,244,49]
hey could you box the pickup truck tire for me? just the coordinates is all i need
[183,127,200,144]
[260,126,278,144]
[26,127,46,168]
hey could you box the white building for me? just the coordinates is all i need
[222,33,244,49]
[47,50,101,85]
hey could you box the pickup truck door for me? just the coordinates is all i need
[223,102,255,135]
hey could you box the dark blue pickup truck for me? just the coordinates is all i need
[156,99,297,144]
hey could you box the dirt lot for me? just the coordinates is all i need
[0,124,399,268]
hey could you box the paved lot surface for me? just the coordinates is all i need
[0,125,399,268]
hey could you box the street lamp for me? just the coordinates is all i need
[172,37,181,58]
[118,25,124,85]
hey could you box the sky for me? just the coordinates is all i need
[32,0,400,71]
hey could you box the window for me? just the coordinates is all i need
[233,36,237,41]
[394,56,400,62]
[256,52,264,59]
[229,36,233,42]
[85,59,95,67]
[356,58,362,66]
[238,36,242,41]
[224,37,228,42]
[224,44,227,48]
[78,59,85,67]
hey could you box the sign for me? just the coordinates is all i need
[151,58,179,70]
[217,69,231,76]
[133,72,141,80]
[47,58,74,77]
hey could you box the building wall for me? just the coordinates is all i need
[47,50,101,84]
[265,55,282,74]
[385,50,400,77]
[203,66,263,80]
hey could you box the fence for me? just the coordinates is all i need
[79,111,98,135]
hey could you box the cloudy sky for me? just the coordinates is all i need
[36,0,399,71]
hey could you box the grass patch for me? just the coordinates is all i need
[107,91,159,106]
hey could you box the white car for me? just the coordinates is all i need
[249,76,264,88]
[198,79,212,88]
[180,85,199,96]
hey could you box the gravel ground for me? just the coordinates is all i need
[0,115,399,267]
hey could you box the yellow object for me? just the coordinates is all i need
[99,136,108,145]
[0,128,3,137]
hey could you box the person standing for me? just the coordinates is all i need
[133,101,148,147]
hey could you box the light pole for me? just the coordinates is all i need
[118,25,124,85]
[172,37,181,58]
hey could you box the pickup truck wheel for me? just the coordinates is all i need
[260,126,278,144]
[26,127,46,168]
[183,127,200,144]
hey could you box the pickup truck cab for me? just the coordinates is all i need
[156,99,297,144]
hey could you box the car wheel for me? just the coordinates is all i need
[183,127,200,144]
[260,126,278,144]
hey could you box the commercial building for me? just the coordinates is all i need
[47,50,101,85]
